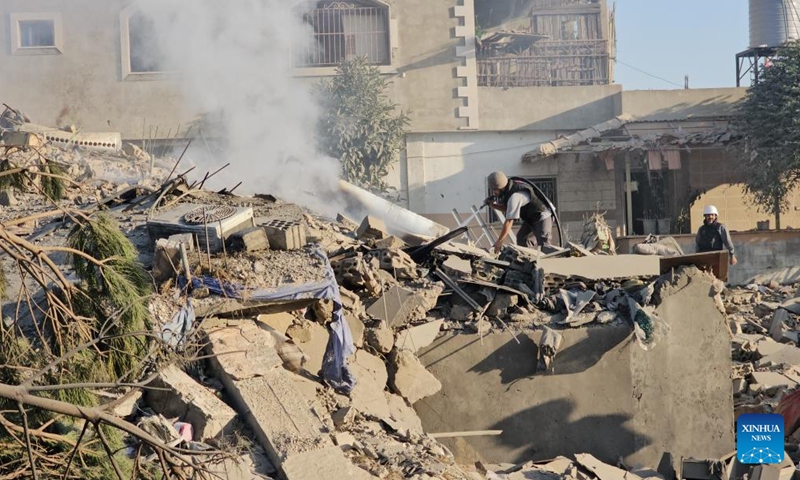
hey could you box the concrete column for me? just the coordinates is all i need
[406,137,426,212]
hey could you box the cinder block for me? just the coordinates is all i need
[145,365,237,441]
[357,215,387,241]
[168,233,194,251]
[260,219,307,251]
[152,238,181,283]
[226,226,270,252]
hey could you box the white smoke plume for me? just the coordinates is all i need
[134,0,346,217]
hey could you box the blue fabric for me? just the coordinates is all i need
[182,247,357,393]
[159,299,195,350]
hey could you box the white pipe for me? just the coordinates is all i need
[338,180,449,239]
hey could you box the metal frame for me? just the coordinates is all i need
[736,47,777,87]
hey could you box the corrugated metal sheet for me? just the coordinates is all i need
[749,0,800,48]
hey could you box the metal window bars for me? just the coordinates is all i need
[295,5,390,68]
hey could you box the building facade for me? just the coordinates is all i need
[0,0,790,239]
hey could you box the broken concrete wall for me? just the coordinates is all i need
[618,230,800,286]
[415,268,733,468]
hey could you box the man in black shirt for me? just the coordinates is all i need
[696,205,737,265]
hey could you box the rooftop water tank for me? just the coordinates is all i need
[750,0,800,48]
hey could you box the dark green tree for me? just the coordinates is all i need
[736,40,800,229]
[317,56,410,193]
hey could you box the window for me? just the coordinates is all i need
[10,13,62,55]
[20,20,55,47]
[128,12,168,73]
[295,1,390,68]
[487,177,558,223]
[120,5,173,80]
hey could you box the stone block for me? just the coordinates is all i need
[261,218,307,251]
[395,320,444,353]
[336,213,358,231]
[167,233,194,251]
[771,309,789,342]
[374,236,406,249]
[145,364,237,441]
[367,285,436,327]
[282,447,377,480]
[377,249,418,279]
[332,406,355,427]
[152,238,182,283]
[365,322,394,354]
[111,389,142,418]
[206,321,372,480]
[357,215,388,241]
[226,226,269,253]
[350,350,390,420]
[388,349,442,404]
[346,315,365,348]
[443,255,472,277]
[291,321,329,376]
[205,320,283,380]
[487,293,518,317]
[256,312,295,336]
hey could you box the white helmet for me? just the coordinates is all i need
[703,205,719,216]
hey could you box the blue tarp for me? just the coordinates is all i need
[159,299,195,350]
[182,247,357,394]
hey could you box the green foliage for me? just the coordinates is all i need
[316,56,410,193]
[0,159,25,191]
[736,40,800,222]
[68,214,152,380]
[41,161,65,200]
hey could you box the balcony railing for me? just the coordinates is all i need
[477,40,609,87]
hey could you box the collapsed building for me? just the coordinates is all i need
[0,113,798,480]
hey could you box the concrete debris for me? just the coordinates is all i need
[357,215,388,241]
[226,226,270,252]
[389,349,442,404]
[374,235,406,250]
[291,320,329,376]
[396,319,444,353]
[7,123,800,480]
[377,248,418,279]
[365,321,395,354]
[260,218,307,251]
[367,284,441,327]
[257,312,295,336]
[146,364,237,441]
[349,350,390,419]
[770,309,789,341]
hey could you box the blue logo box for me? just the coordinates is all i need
[737,413,784,464]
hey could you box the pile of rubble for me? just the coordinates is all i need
[1,111,800,479]
[727,283,800,440]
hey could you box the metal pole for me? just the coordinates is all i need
[470,205,498,244]
[625,155,634,236]
[451,208,478,243]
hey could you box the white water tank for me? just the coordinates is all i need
[749,0,800,48]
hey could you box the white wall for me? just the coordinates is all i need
[396,131,621,241]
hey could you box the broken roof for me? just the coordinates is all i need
[521,114,741,162]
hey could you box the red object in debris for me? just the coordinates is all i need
[173,421,193,443]
[776,389,800,435]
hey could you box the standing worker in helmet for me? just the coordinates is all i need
[696,205,737,265]
[485,171,554,254]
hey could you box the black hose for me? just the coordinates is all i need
[509,176,565,248]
